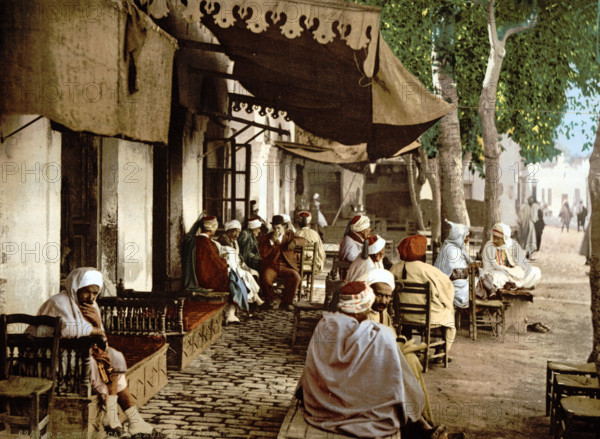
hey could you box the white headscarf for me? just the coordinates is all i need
[247,219,262,230]
[492,222,514,248]
[368,235,386,254]
[435,220,472,276]
[31,267,105,338]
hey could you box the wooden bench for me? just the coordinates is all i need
[500,288,534,334]
[98,292,227,371]
[278,396,400,439]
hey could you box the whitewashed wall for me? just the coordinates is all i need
[0,115,61,314]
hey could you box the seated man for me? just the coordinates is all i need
[434,220,472,309]
[366,269,433,424]
[301,281,447,438]
[482,222,541,290]
[29,267,162,437]
[195,216,247,324]
[218,219,264,314]
[294,211,326,275]
[346,234,386,282]
[338,214,371,263]
[238,218,262,272]
[259,214,306,311]
[390,235,456,353]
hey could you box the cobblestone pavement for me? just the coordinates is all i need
[139,282,329,438]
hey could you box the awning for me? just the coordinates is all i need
[0,0,178,144]
[275,126,420,164]
[140,0,452,159]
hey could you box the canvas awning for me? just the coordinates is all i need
[140,0,452,159]
[0,0,177,144]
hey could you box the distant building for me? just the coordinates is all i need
[461,136,589,228]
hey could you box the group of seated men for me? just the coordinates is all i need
[300,215,543,438]
[191,211,326,323]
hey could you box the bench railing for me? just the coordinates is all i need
[55,336,104,397]
[98,296,185,335]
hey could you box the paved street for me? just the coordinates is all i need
[139,282,329,438]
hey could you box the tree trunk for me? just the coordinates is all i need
[407,154,426,230]
[431,15,470,239]
[588,115,600,377]
[426,156,442,244]
[479,1,537,248]
[479,50,504,245]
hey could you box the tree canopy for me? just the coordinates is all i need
[358,0,600,171]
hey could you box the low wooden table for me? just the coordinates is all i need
[500,288,534,334]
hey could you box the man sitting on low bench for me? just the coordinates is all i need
[300,281,449,438]
[29,267,163,438]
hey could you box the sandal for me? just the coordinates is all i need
[527,322,548,333]
[428,425,448,439]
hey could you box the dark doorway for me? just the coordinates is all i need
[60,131,99,279]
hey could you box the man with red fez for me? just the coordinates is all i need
[390,235,456,353]
[294,211,326,274]
[338,214,371,262]
[259,214,307,311]
[482,222,541,289]
[195,216,229,292]
[301,281,448,438]
[346,234,386,282]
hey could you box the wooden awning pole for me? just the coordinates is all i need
[331,170,361,227]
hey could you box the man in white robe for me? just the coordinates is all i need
[434,220,471,308]
[218,220,264,322]
[29,268,161,437]
[482,223,541,289]
[301,281,446,438]
[338,214,371,262]
[346,234,386,282]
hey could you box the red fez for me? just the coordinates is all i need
[397,235,427,262]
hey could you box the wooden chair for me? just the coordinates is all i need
[391,280,448,372]
[328,259,351,282]
[550,373,600,437]
[468,263,505,340]
[0,314,61,439]
[295,243,318,302]
[546,361,597,416]
[555,395,600,439]
[291,276,344,346]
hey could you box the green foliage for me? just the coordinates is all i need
[355,0,600,171]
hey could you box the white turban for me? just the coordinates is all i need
[350,215,370,233]
[368,235,386,254]
[225,220,242,231]
[247,219,262,230]
[202,216,219,231]
[366,269,395,290]
[281,213,292,223]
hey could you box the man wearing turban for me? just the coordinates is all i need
[338,214,372,263]
[194,216,230,293]
[481,222,541,289]
[238,218,262,272]
[29,268,162,437]
[346,234,386,282]
[218,219,264,322]
[301,281,447,438]
[390,235,456,353]
[294,211,326,274]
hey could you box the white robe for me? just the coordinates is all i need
[220,243,261,303]
[339,235,364,262]
[346,257,383,283]
[481,241,541,289]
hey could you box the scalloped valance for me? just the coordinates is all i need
[141,0,380,76]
